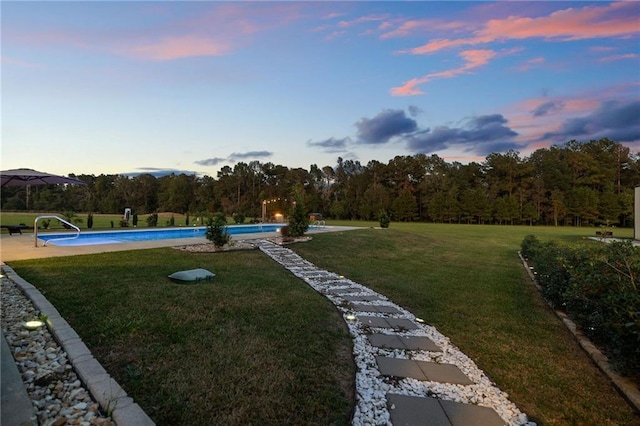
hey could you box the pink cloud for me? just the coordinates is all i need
[117,35,231,61]
[391,49,496,96]
[380,19,467,40]
[337,14,388,29]
[1,56,42,68]
[599,53,639,62]
[403,2,639,55]
[590,46,616,52]
[506,93,622,151]
[516,56,546,72]
[7,2,307,62]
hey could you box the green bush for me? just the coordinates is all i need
[520,234,539,259]
[233,213,245,224]
[378,209,390,228]
[287,201,309,237]
[132,213,138,227]
[206,212,230,249]
[524,236,640,376]
[146,213,158,227]
[87,213,94,229]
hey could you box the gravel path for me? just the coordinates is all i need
[1,273,114,426]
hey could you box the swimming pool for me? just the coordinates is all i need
[38,224,286,247]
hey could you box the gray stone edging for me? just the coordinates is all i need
[518,252,640,415]
[2,264,155,426]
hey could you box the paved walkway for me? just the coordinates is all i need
[256,240,529,426]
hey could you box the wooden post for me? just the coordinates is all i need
[634,186,639,241]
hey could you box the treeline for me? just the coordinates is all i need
[2,138,639,226]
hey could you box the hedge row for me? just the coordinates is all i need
[521,236,640,377]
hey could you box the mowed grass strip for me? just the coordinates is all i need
[8,248,354,425]
[293,223,639,426]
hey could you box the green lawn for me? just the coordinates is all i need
[6,249,354,425]
[294,223,638,425]
[5,222,639,425]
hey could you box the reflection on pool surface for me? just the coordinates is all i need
[38,224,285,247]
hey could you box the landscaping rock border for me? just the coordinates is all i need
[1,264,155,426]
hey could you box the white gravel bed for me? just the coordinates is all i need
[257,240,536,426]
[1,273,113,426]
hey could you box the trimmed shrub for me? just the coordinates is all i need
[206,212,230,249]
[524,236,640,376]
[233,213,245,224]
[132,213,138,227]
[378,209,390,228]
[288,201,309,237]
[146,213,158,227]
[520,234,539,259]
[87,213,94,229]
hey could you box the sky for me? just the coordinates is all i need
[2,1,639,178]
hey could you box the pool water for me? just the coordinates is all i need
[38,224,285,247]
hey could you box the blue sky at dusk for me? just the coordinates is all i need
[2,1,639,177]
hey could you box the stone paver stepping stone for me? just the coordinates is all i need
[326,287,361,294]
[368,334,442,352]
[375,305,403,314]
[376,357,472,385]
[351,304,379,313]
[351,303,402,314]
[343,295,383,302]
[377,356,426,380]
[357,316,419,330]
[440,399,507,426]
[419,362,472,385]
[368,333,404,348]
[401,335,441,352]
[358,316,390,328]
[385,318,419,330]
[387,394,506,426]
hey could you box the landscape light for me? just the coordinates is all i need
[24,320,44,330]
[345,314,357,321]
[415,318,425,323]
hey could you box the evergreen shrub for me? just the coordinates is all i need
[378,209,390,228]
[146,213,158,227]
[288,201,309,237]
[522,236,640,376]
[206,212,230,249]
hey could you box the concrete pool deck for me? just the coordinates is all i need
[0,225,361,262]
